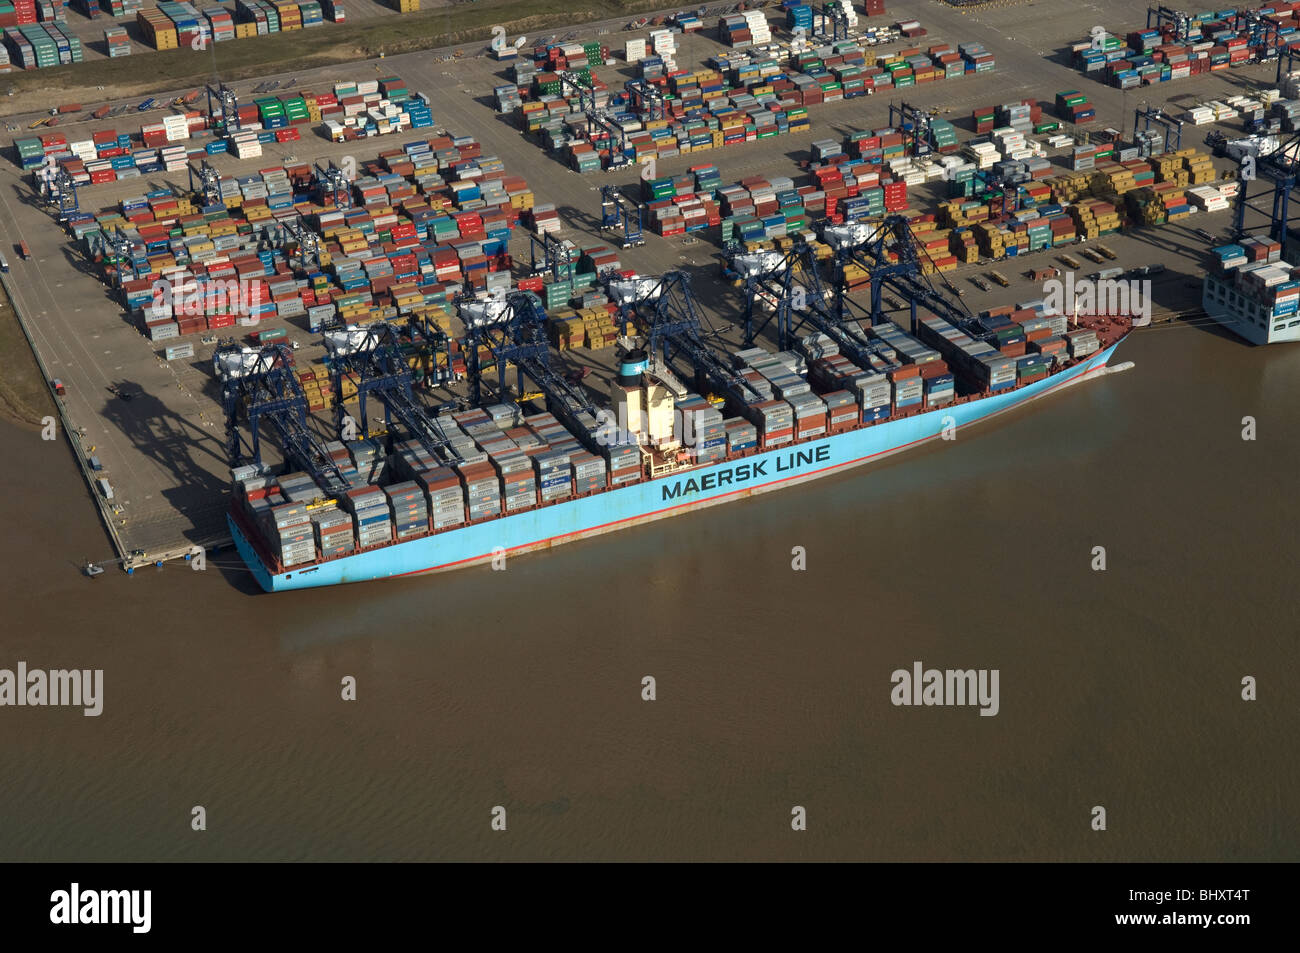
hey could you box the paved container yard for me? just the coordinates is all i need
[0,0,1285,569]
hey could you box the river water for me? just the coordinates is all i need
[1,320,1297,861]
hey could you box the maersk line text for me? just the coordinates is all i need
[661,445,831,500]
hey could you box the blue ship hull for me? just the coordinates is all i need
[232,340,1124,591]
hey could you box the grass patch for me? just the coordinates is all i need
[0,280,56,429]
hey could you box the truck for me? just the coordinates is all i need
[49,103,82,116]
[1095,244,1119,261]
[92,105,111,120]
[0,251,8,273]
[988,270,1010,287]
[1091,267,1124,281]
[137,98,156,112]
[1132,263,1166,277]
[18,240,31,260]
[1058,254,1082,270]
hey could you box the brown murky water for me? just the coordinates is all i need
[1,322,1297,861]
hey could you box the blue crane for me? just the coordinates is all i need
[1145,6,1196,43]
[188,159,223,209]
[1230,130,1300,260]
[205,82,241,134]
[458,290,600,428]
[314,161,353,209]
[820,2,851,42]
[40,164,79,220]
[624,79,667,122]
[732,238,880,369]
[214,342,350,495]
[822,215,977,337]
[1133,103,1183,156]
[321,322,462,464]
[605,270,763,403]
[561,70,632,169]
[600,185,644,247]
[888,101,934,157]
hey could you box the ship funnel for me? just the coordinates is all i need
[617,346,649,381]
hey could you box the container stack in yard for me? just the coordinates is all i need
[321,78,433,141]
[515,18,995,172]
[1072,4,1300,85]
[102,0,143,16]
[136,7,178,48]
[203,6,234,40]
[105,24,130,54]
[1055,90,1094,124]
[67,131,543,350]
[383,0,416,11]
[1,20,83,67]
[719,10,772,48]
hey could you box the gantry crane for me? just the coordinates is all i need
[822,215,976,335]
[624,79,667,122]
[458,290,600,430]
[214,342,350,494]
[561,70,632,169]
[281,213,323,271]
[730,238,880,369]
[314,161,353,209]
[604,270,763,403]
[108,226,142,283]
[206,82,241,134]
[1230,130,1300,261]
[1133,103,1183,156]
[600,185,644,247]
[189,159,223,208]
[1145,6,1196,43]
[321,322,462,463]
[820,1,851,41]
[40,164,79,220]
[526,231,577,287]
[889,101,934,157]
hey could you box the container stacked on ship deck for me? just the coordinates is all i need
[535,449,573,502]
[676,395,726,464]
[313,507,356,558]
[419,467,467,530]
[344,486,395,549]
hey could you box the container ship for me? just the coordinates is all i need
[227,300,1131,592]
[1203,236,1300,344]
